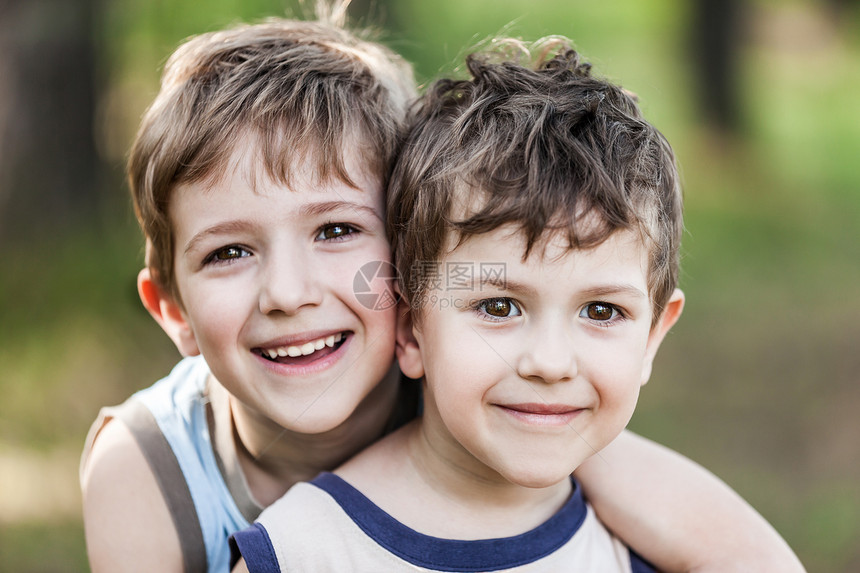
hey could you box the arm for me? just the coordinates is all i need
[81,419,185,572]
[574,430,805,573]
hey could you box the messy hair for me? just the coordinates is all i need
[388,37,682,324]
[129,4,416,303]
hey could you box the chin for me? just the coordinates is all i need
[501,465,577,490]
[287,417,343,435]
[276,402,356,435]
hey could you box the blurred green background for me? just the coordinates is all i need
[1,0,858,570]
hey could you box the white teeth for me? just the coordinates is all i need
[264,333,344,360]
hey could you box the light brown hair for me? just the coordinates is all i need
[388,37,683,324]
[129,7,416,303]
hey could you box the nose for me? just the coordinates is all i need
[515,315,577,384]
[258,250,323,316]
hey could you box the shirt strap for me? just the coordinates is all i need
[89,398,208,573]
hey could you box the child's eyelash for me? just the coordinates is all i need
[472,297,522,322]
[202,245,252,266]
[315,221,361,242]
[580,302,626,326]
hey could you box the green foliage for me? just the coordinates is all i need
[0,225,179,449]
[802,485,860,572]
[0,520,88,573]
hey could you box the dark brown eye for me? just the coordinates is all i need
[205,245,251,265]
[478,298,521,319]
[584,303,616,321]
[215,246,244,260]
[317,223,356,241]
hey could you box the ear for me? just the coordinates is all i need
[640,288,685,386]
[137,268,200,357]
[395,298,424,380]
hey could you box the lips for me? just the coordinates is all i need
[497,403,584,426]
[255,331,349,365]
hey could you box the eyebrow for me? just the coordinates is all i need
[300,200,382,223]
[183,220,256,255]
[183,201,382,255]
[480,276,647,301]
[479,276,538,297]
[578,284,649,300]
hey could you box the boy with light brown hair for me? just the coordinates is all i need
[81,4,803,572]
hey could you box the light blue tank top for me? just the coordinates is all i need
[83,354,418,572]
[132,355,253,572]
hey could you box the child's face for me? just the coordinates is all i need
[402,225,682,488]
[166,140,397,433]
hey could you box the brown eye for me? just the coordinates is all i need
[317,223,356,241]
[478,298,521,319]
[215,246,244,260]
[584,302,616,321]
[206,245,251,265]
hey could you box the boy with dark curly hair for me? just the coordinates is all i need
[232,36,803,572]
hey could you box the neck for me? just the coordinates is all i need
[409,419,571,512]
[339,419,572,540]
[230,363,402,506]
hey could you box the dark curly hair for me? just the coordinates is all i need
[388,37,682,324]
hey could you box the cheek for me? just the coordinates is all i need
[186,307,236,351]
[182,282,244,337]
[589,347,649,413]
[425,338,497,407]
[328,242,393,294]
[367,307,398,353]
[580,333,648,388]
[586,329,650,369]
[602,361,643,394]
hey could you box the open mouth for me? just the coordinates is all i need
[255,332,350,366]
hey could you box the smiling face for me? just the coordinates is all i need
[164,137,398,434]
[399,226,683,488]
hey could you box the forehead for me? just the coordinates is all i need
[446,225,651,291]
[177,130,382,197]
[168,134,384,233]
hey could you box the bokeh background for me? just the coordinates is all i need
[1,0,858,570]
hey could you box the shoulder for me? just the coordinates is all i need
[335,421,414,491]
[133,355,211,414]
[255,481,334,527]
[81,416,184,572]
[246,482,393,572]
[254,479,367,547]
[242,483,342,569]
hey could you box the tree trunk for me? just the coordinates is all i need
[0,0,101,243]
[690,0,744,134]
